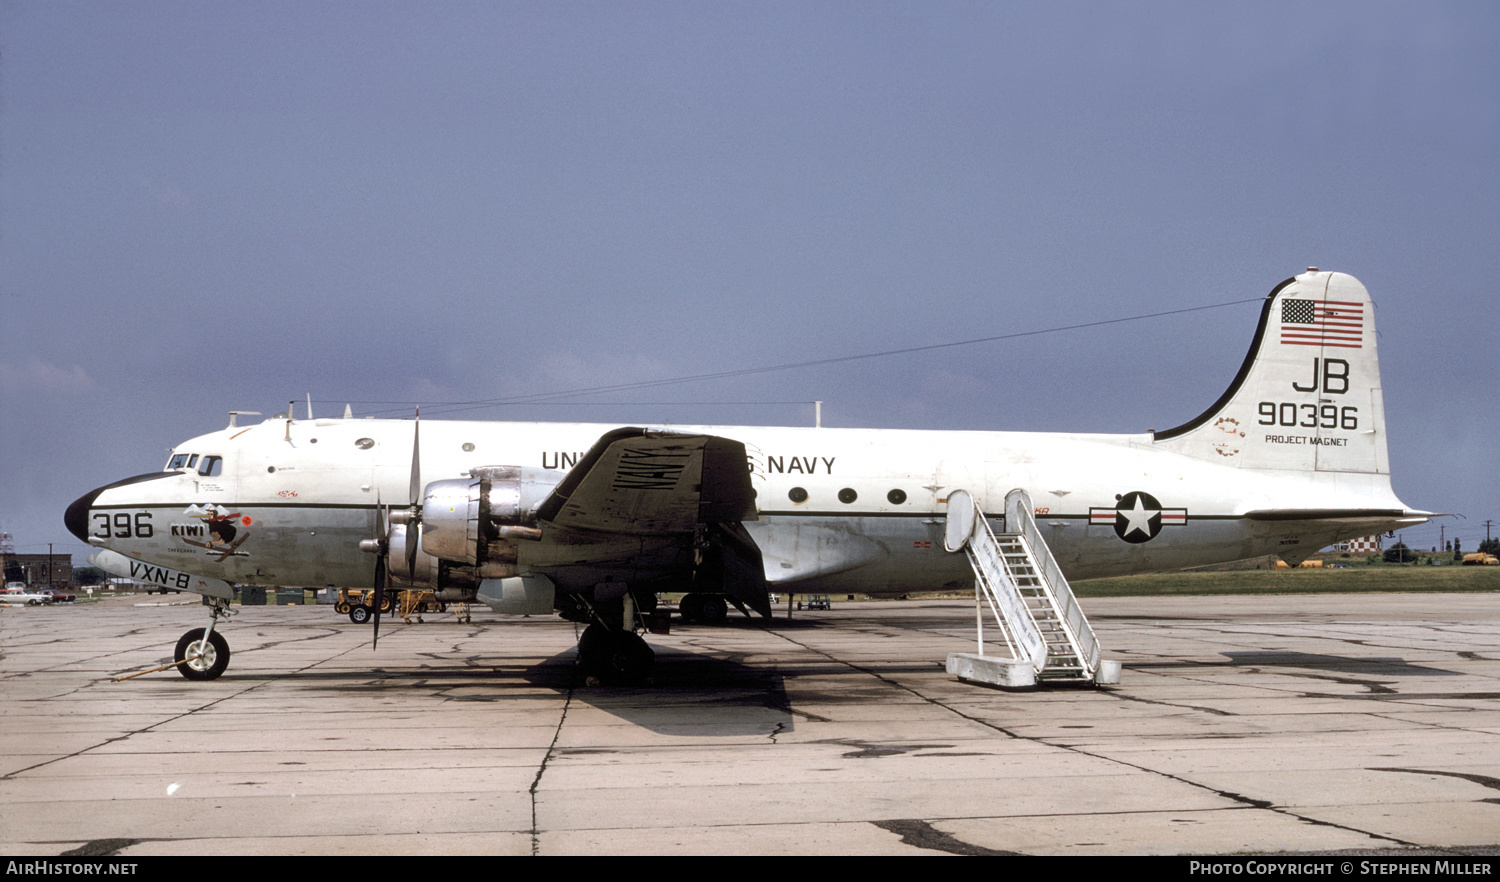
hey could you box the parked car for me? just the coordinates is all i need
[2,584,53,605]
[37,588,77,603]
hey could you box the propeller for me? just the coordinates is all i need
[361,413,423,651]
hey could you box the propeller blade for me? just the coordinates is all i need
[405,524,419,582]
[372,504,389,650]
[409,410,421,507]
[406,412,421,580]
[371,554,386,650]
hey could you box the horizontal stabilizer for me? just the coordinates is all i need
[1243,508,1408,521]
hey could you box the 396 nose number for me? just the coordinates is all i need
[91,512,154,539]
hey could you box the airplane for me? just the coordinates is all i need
[66,269,1429,683]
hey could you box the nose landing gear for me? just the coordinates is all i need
[175,628,230,680]
[175,597,234,680]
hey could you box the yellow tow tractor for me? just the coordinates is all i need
[336,588,395,624]
[338,588,470,624]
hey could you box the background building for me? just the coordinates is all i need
[4,553,74,588]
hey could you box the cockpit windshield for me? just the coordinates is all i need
[165,453,223,476]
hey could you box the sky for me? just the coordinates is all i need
[2,1,1497,564]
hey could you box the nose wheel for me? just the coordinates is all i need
[175,627,230,680]
[174,597,234,680]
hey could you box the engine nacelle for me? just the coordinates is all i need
[420,465,560,567]
[387,523,473,595]
[476,574,556,616]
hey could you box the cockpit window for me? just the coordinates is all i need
[167,453,223,475]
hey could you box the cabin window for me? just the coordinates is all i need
[198,456,223,477]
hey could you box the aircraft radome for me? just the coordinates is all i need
[67,269,1429,683]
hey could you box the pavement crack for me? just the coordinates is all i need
[530,683,573,856]
[1373,767,1500,795]
[769,621,1420,852]
[1,681,266,781]
[764,628,1025,738]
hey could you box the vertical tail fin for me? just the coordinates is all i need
[1152,270,1387,474]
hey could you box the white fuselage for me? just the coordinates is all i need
[77,414,1412,595]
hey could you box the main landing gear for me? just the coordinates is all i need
[577,623,654,685]
[677,592,729,625]
[175,597,234,680]
[572,590,656,686]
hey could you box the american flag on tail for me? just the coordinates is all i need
[1280,299,1364,349]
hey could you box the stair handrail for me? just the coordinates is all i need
[1003,488,1100,675]
[946,490,1048,671]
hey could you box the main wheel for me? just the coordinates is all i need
[697,594,729,625]
[175,628,230,681]
[577,625,655,685]
[349,605,372,625]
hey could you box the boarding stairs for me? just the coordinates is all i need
[943,488,1119,688]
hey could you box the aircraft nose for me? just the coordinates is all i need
[65,472,177,543]
[65,487,104,542]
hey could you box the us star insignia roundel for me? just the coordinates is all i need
[1089,491,1187,544]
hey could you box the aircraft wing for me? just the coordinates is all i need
[536,427,758,533]
[529,428,771,618]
